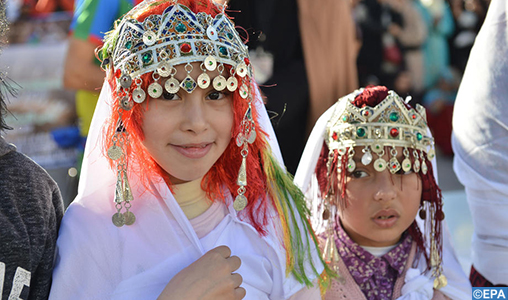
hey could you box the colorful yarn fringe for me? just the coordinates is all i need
[261,147,334,289]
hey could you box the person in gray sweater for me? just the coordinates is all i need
[0,2,64,299]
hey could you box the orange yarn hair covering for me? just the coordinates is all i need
[101,0,276,236]
[314,86,444,272]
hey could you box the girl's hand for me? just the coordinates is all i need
[158,246,246,300]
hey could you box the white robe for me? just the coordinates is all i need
[452,0,508,286]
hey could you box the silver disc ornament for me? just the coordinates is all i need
[165,77,180,94]
[119,96,134,111]
[123,211,136,226]
[226,76,238,92]
[233,194,247,211]
[374,158,387,172]
[148,82,163,98]
[157,62,171,77]
[213,75,227,91]
[197,73,211,89]
[143,31,157,46]
[107,145,123,160]
[236,62,247,77]
[204,55,217,71]
[112,212,125,227]
[247,129,256,144]
[402,158,412,172]
[120,74,132,89]
[132,88,146,103]
[239,84,249,99]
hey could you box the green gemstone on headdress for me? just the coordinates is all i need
[125,41,132,49]
[389,112,399,122]
[357,127,366,137]
[416,132,422,141]
[227,32,234,40]
[219,46,228,56]
[175,23,186,33]
[342,115,348,122]
[142,52,152,65]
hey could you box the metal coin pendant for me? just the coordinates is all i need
[148,82,163,98]
[372,143,384,154]
[123,211,136,226]
[421,160,428,175]
[226,76,238,92]
[112,212,125,227]
[361,151,373,165]
[120,74,132,89]
[143,31,157,46]
[206,26,218,41]
[204,55,217,71]
[120,96,134,111]
[389,157,401,174]
[347,158,356,172]
[402,158,412,172]
[107,145,123,160]
[239,84,249,99]
[247,130,256,144]
[157,62,171,77]
[374,158,387,172]
[197,73,210,89]
[233,194,248,211]
[427,148,436,160]
[413,159,421,173]
[132,88,146,103]
[165,77,180,94]
[236,62,247,77]
[213,75,227,91]
[236,133,245,147]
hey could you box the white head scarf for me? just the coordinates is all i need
[295,91,472,299]
[452,0,508,286]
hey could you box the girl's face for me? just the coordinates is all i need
[141,62,234,184]
[338,147,422,247]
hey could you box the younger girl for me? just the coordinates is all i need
[49,1,326,299]
[295,86,471,299]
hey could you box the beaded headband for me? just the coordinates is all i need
[325,89,435,175]
[100,1,252,104]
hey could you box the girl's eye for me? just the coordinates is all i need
[161,90,180,101]
[350,170,368,179]
[207,90,227,100]
[396,168,414,175]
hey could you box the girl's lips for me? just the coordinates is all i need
[372,209,399,228]
[172,143,212,159]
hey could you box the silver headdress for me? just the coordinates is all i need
[326,89,435,175]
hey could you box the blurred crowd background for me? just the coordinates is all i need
[1,0,490,273]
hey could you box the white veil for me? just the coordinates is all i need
[294,93,471,299]
[49,76,318,299]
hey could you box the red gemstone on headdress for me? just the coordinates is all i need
[332,132,338,140]
[115,69,121,78]
[412,114,416,119]
[244,57,250,65]
[390,128,399,137]
[364,111,369,116]
[180,43,191,53]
